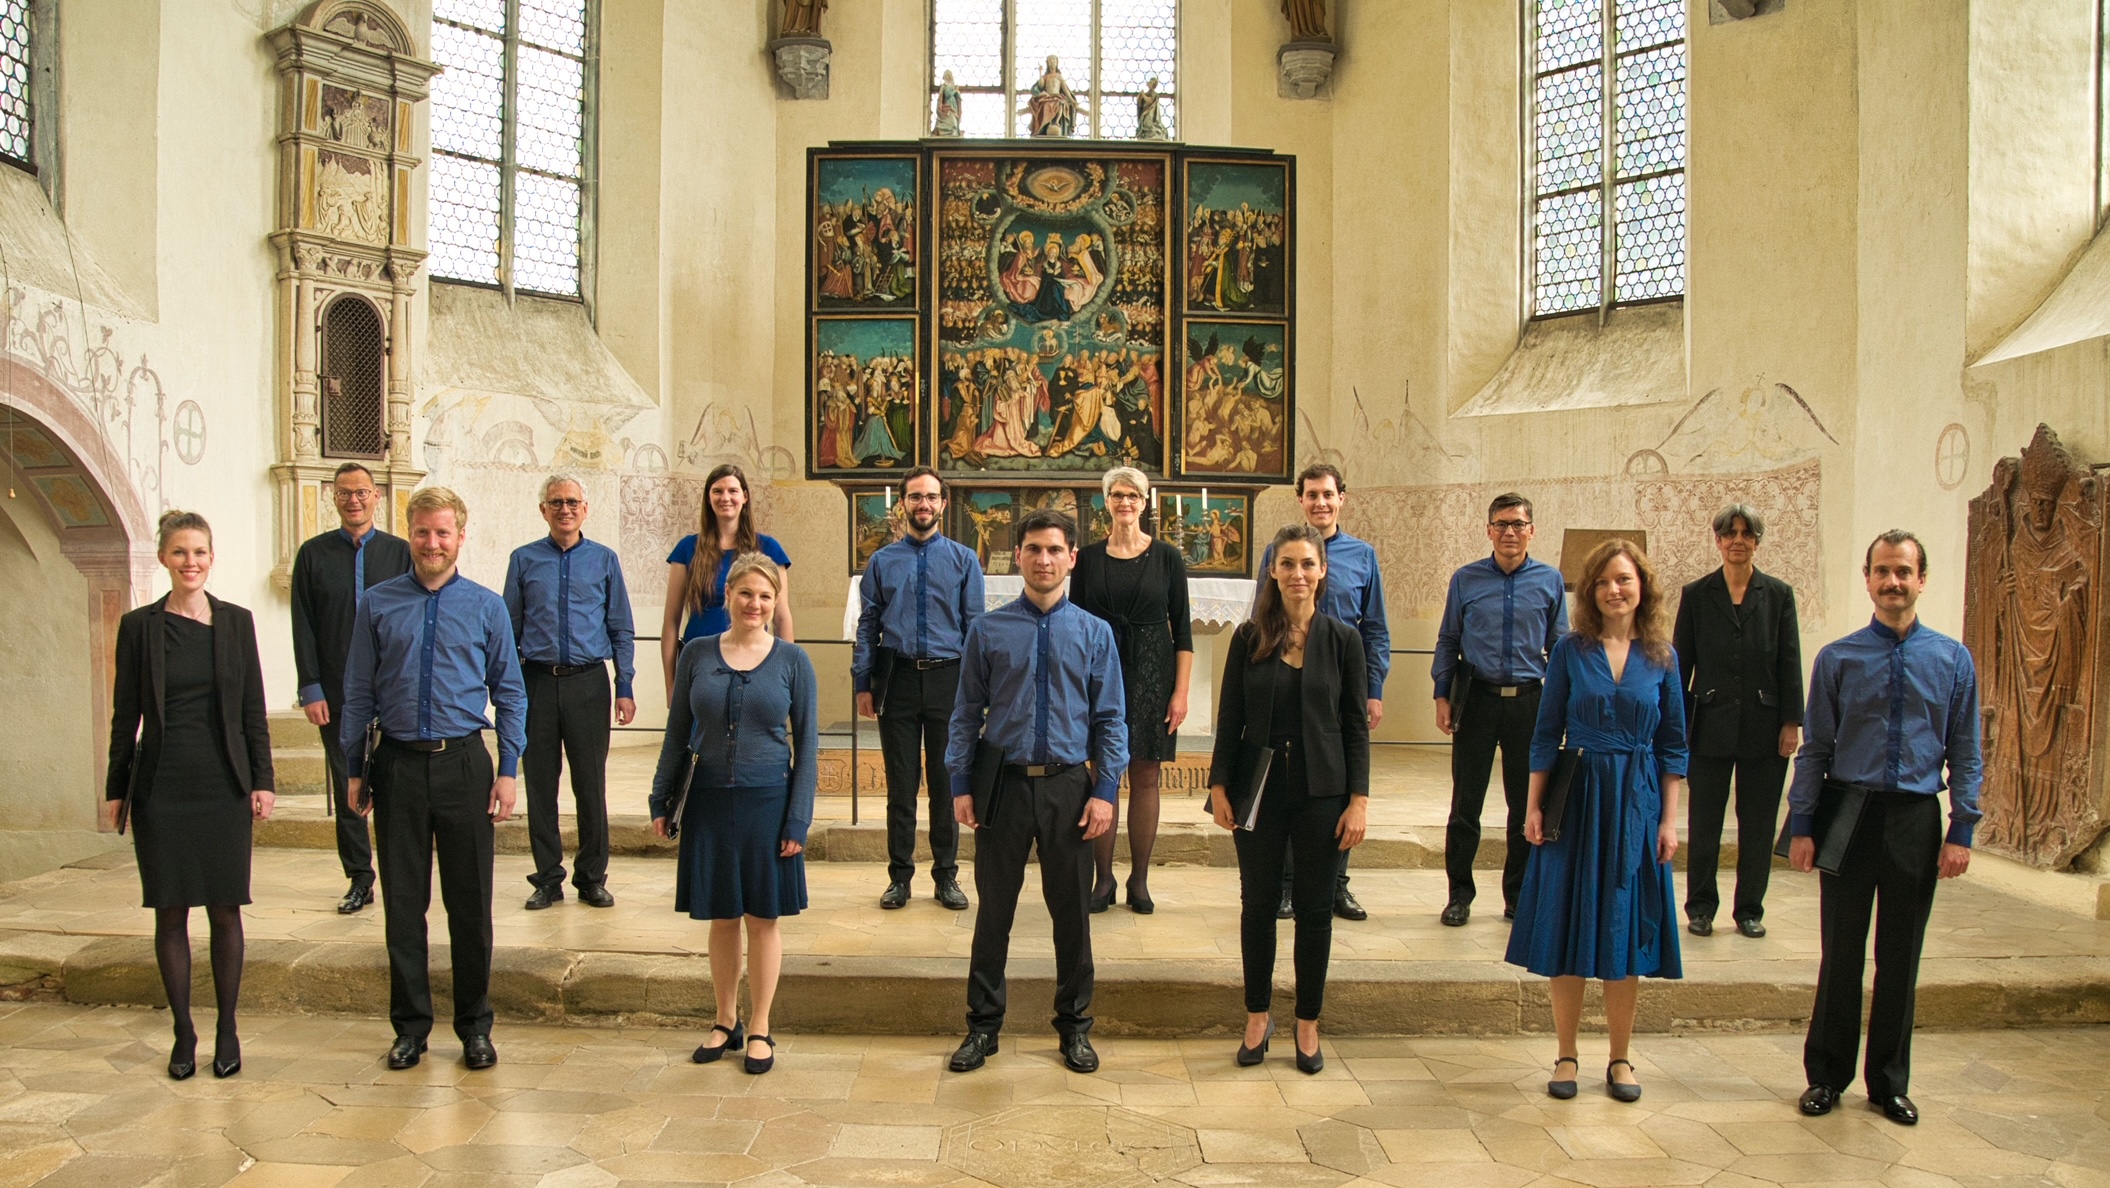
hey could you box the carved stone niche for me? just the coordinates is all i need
[1964,423,2110,869]
[263,0,439,588]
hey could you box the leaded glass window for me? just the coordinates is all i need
[430,0,593,298]
[932,0,1177,140]
[0,0,33,172]
[1529,0,1686,317]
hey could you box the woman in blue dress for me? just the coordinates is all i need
[660,463,794,694]
[651,555,818,1076]
[1508,538,1687,1104]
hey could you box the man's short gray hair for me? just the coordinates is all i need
[1711,502,1765,540]
[1101,466,1150,500]
[541,473,587,502]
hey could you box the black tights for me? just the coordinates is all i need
[154,906,244,1049]
[1093,760,1164,896]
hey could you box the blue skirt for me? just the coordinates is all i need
[674,782,807,920]
[1505,753,1682,981]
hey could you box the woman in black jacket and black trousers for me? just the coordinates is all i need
[105,511,276,1081]
[1208,523,1370,1074]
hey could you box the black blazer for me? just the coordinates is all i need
[1671,567,1803,760]
[106,593,275,801]
[1207,614,1370,799]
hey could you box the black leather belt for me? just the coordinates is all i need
[908,656,960,670]
[1475,679,1543,698]
[381,733,481,753]
[1005,761,1078,779]
[530,662,602,678]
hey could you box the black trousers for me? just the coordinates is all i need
[372,737,497,1042]
[1804,790,1941,1099]
[1444,684,1540,908]
[317,706,376,886]
[878,664,961,884]
[522,665,612,891]
[1684,752,1788,923]
[1237,787,1348,1019]
[966,766,1095,1037]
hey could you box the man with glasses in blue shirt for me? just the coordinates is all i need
[855,467,984,912]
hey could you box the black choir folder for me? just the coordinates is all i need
[1229,745,1276,831]
[1538,747,1583,843]
[969,741,1007,829]
[1772,778,1870,875]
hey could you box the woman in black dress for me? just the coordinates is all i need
[104,511,275,1080]
[1072,466,1193,914]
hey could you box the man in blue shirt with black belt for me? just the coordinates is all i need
[855,467,984,912]
[503,475,637,912]
[343,487,528,1074]
[1789,530,1981,1127]
[1431,492,1568,926]
[945,508,1127,1076]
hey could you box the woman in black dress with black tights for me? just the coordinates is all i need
[1072,466,1193,914]
[105,511,276,1081]
[1207,523,1369,1073]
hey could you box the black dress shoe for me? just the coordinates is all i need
[1687,915,1714,936]
[1547,1056,1579,1099]
[525,884,564,911]
[1606,1059,1642,1102]
[1736,917,1766,939]
[1126,881,1154,914]
[1294,1035,1324,1075]
[743,1034,776,1075]
[880,881,911,910]
[1333,890,1368,921]
[577,884,615,908]
[1060,1032,1099,1074]
[463,1035,498,1070]
[1235,1020,1274,1066]
[692,1021,743,1063]
[168,1034,197,1081]
[1870,1093,1919,1125]
[1275,889,1294,919]
[1504,905,1517,921]
[1089,882,1117,914]
[338,880,374,915]
[387,1036,428,1070]
[1798,1084,1838,1116]
[1440,900,1470,927]
[935,879,969,910]
[949,1031,999,1072]
[212,1032,241,1079]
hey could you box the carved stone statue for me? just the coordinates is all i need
[1965,423,2110,868]
[932,70,963,137]
[780,0,827,38]
[1024,56,1078,138]
[1281,0,1331,43]
[1134,77,1170,140]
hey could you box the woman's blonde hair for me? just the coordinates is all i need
[1570,538,1672,665]
[724,552,783,602]
[157,509,212,551]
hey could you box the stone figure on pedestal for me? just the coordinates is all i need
[1135,78,1170,140]
[933,71,963,137]
[1281,0,1331,41]
[1025,56,1078,138]
[780,0,827,37]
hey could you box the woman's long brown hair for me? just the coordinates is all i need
[1569,537,1672,665]
[1246,522,1329,661]
[686,463,761,614]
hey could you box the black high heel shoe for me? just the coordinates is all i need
[168,1033,197,1081]
[213,1032,241,1079]
[1125,880,1154,915]
[1089,882,1117,914]
[1294,1029,1324,1075]
[1235,1020,1274,1066]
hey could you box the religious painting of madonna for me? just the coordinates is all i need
[809,316,921,480]
[848,487,909,574]
[1154,488,1252,577]
[1183,159,1290,317]
[933,153,1171,480]
[1178,320,1290,481]
[811,154,919,309]
[948,487,1019,575]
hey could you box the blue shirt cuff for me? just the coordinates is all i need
[852,672,871,694]
[1945,820,1975,848]
[498,755,519,778]
[949,772,970,799]
[615,681,634,700]
[346,752,365,779]
[1092,775,1120,803]
[1432,679,1451,699]
[298,683,325,706]
[1789,812,1815,838]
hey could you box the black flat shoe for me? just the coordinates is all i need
[1060,1032,1099,1074]
[1737,917,1766,939]
[1089,882,1117,914]
[337,880,374,915]
[1333,890,1368,921]
[212,1033,241,1079]
[386,1036,427,1070]
[1547,1056,1579,1099]
[1870,1093,1919,1125]
[1606,1059,1641,1102]
[1275,889,1294,920]
[1798,1085,1838,1115]
[1125,882,1154,915]
[692,1021,743,1063]
[1235,1020,1274,1066]
[525,885,564,911]
[949,1031,999,1073]
[1294,1035,1324,1075]
[577,884,615,908]
[1440,900,1470,927]
[1687,916,1714,936]
[935,879,969,910]
[168,1034,197,1082]
[1504,905,1517,920]
[743,1034,776,1075]
[880,881,911,909]
[463,1035,498,1070]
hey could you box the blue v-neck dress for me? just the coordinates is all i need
[1506,633,1689,981]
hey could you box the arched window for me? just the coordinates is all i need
[428,0,594,298]
[320,296,387,460]
[931,0,1177,140]
[0,0,34,174]
[1528,0,1686,318]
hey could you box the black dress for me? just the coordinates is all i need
[133,615,252,908]
[1072,539,1193,762]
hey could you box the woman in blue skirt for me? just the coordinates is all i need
[1509,538,1687,1103]
[651,554,818,1075]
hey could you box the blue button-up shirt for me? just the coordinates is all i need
[1254,528,1390,699]
[340,572,529,779]
[1432,555,1570,695]
[853,531,985,692]
[947,595,1129,803]
[502,534,638,699]
[1789,616,1983,847]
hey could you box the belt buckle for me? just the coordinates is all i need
[432,737,449,752]
[1499,686,1519,698]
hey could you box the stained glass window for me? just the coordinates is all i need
[0,0,34,172]
[931,0,1176,140]
[1529,0,1685,317]
[430,0,592,298]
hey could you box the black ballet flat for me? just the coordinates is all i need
[168,1035,197,1081]
[693,1021,744,1064]
[1547,1056,1579,1099]
[1089,883,1117,914]
[1606,1059,1642,1102]
[212,1033,241,1079]
[1126,882,1154,915]
[1235,1020,1273,1066]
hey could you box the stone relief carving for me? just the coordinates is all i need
[320,84,393,152]
[312,151,393,245]
[1966,424,2109,869]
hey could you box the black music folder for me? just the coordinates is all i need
[1228,745,1277,831]
[1773,778,1870,875]
[969,740,1007,829]
[1539,747,1584,842]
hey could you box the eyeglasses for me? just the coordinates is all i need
[1106,492,1146,503]
[902,494,943,506]
[1488,519,1532,534]
[544,498,585,510]
[1717,529,1758,541]
[335,489,377,503]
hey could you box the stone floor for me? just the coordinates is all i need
[0,1002,2104,1188]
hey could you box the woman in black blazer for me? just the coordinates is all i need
[1670,503,1802,939]
[1207,523,1369,1074]
[105,511,276,1081]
